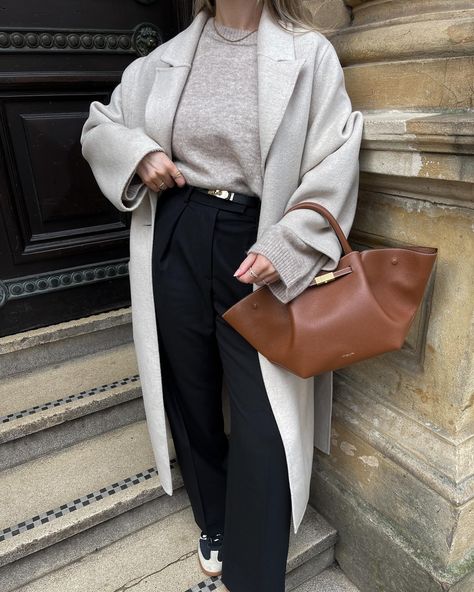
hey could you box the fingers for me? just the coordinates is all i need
[234,253,280,285]
[253,269,280,286]
[233,252,257,278]
[136,151,187,192]
[168,160,187,188]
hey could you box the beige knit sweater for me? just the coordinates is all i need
[126,16,320,295]
[171,17,262,197]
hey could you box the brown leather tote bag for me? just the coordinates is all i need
[222,201,438,378]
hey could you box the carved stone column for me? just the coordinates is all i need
[307,2,474,591]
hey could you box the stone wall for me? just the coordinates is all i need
[306,1,473,591]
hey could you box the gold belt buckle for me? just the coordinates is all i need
[207,189,235,201]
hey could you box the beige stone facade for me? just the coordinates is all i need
[305,1,474,591]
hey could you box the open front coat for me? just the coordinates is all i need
[80,4,363,534]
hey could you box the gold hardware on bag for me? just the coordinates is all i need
[313,272,336,285]
[207,189,235,200]
[221,200,438,380]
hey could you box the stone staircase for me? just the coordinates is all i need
[0,309,360,592]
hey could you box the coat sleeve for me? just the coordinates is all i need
[80,56,165,212]
[246,40,364,304]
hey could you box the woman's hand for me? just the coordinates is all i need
[136,151,187,192]
[233,252,281,287]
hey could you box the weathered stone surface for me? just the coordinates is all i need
[346,0,473,27]
[318,413,472,566]
[347,191,473,437]
[310,1,474,590]
[332,17,474,64]
[310,460,474,592]
[304,0,351,31]
[345,57,473,109]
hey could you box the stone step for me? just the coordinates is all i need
[9,501,337,592]
[0,342,144,470]
[0,309,342,591]
[0,420,183,578]
[0,307,132,379]
[293,564,361,591]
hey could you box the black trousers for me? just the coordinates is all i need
[151,183,292,592]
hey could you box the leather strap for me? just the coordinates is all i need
[283,201,353,256]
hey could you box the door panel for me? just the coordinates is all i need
[0,0,192,337]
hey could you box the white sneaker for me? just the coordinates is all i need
[197,530,224,576]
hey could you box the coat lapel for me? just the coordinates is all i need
[256,6,307,175]
[143,10,208,155]
[144,4,306,174]
[132,5,334,534]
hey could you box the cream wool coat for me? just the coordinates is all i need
[80,4,363,534]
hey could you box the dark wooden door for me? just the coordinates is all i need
[0,0,192,337]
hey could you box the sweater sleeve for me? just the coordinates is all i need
[80,56,166,212]
[122,166,163,204]
[246,40,364,304]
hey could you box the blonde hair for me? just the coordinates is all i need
[192,0,318,33]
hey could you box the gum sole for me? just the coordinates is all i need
[197,553,222,577]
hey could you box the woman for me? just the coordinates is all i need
[80,1,363,590]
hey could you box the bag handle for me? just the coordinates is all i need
[283,201,353,256]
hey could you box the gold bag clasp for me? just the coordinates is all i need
[312,272,336,286]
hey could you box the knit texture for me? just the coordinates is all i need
[79,6,364,534]
[171,17,262,198]
[123,16,322,299]
[245,223,330,301]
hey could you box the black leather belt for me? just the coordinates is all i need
[190,185,260,208]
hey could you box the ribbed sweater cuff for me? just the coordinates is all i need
[246,223,330,304]
[122,147,164,203]
[246,223,313,286]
